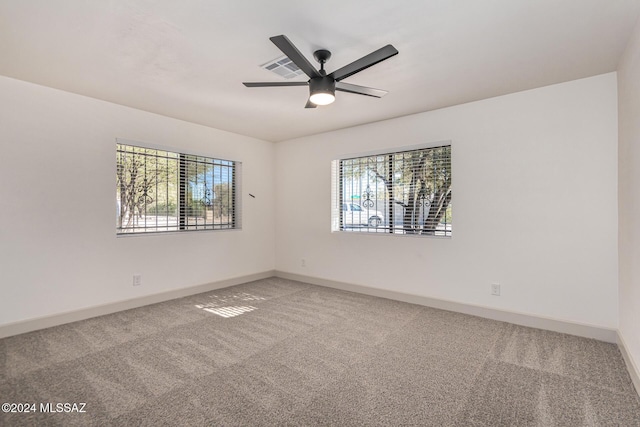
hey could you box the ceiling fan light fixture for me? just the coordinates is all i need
[309,92,335,106]
[309,76,336,106]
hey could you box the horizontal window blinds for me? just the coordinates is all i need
[116,142,240,234]
[333,144,451,236]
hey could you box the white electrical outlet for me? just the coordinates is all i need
[133,275,142,286]
[491,283,500,296]
[301,258,306,267]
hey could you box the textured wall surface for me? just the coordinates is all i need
[276,73,619,329]
[0,76,276,325]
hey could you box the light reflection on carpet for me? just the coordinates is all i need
[195,292,265,318]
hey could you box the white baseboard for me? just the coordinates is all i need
[618,330,640,397]
[0,269,622,351]
[0,270,275,339]
[275,271,618,343]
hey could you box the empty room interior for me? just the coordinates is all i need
[1,0,640,425]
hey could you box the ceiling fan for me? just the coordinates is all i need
[243,35,399,108]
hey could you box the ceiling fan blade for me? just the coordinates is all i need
[243,82,309,87]
[304,99,317,108]
[330,45,398,82]
[335,82,388,98]
[270,35,321,79]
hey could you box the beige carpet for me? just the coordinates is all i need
[1,278,639,426]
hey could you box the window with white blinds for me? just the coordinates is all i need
[332,144,451,236]
[116,141,241,234]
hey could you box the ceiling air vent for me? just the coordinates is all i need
[260,55,305,79]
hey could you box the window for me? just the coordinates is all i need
[332,144,451,236]
[116,141,241,234]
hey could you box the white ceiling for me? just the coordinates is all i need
[1,0,639,142]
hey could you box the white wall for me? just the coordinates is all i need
[0,75,275,326]
[618,17,640,379]
[0,70,622,335]
[276,73,619,328]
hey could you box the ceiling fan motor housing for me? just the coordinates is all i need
[310,76,336,95]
